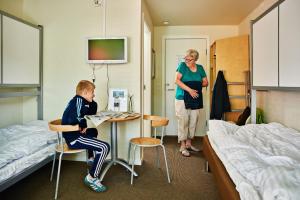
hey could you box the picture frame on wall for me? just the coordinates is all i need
[151,49,155,79]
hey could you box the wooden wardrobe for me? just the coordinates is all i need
[210,35,250,122]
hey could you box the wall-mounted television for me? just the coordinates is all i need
[86,37,127,64]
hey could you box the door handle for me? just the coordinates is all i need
[167,89,175,91]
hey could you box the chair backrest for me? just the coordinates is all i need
[49,119,79,132]
[48,119,79,153]
[143,115,169,142]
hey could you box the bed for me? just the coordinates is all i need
[0,120,56,192]
[203,120,300,200]
[0,10,48,192]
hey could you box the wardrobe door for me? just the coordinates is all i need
[279,0,300,87]
[252,7,278,87]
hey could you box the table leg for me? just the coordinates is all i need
[100,121,138,181]
[115,160,138,176]
[111,122,117,161]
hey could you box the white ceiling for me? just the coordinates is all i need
[144,0,264,26]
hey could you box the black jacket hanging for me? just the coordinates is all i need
[210,71,231,119]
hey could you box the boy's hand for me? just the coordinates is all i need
[80,128,87,134]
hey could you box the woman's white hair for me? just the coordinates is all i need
[186,49,199,61]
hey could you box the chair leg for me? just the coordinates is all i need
[161,145,171,183]
[50,152,56,181]
[55,153,63,200]
[131,145,137,185]
[156,146,160,168]
[127,142,132,164]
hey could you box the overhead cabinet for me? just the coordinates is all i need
[252,7,278,87]
[279,0,300,87]
[252,0,300,88]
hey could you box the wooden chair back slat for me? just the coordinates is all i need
[143,115,169,127]
[48,119,79,132]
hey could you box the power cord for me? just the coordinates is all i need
[105,64,109,110]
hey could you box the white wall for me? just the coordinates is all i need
[0,0,142,161]
[153,25,239,116]
[239,0,300,131]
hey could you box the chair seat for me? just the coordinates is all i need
[130,137,161,146]
[55,143,85,154]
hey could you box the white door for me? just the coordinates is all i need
[165,38,208,136]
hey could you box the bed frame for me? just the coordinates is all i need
[0,156,53,192]
[0,10,50,192]
[203,135,240,200]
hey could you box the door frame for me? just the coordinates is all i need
[142,20,152,137]
[161,35,211,132]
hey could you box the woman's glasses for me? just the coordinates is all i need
[184,57,194,62]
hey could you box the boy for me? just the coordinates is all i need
[62,80,110,192]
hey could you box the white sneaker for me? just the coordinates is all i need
[84,174,107,192]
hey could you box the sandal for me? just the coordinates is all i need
[186,145,200,152]
[181,149,190,157]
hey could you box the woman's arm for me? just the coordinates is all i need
[175,72,199,98]
[202,77,208,87]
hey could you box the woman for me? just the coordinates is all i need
[175,49,208,157]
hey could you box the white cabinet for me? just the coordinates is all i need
[279,0,300,87]
[252,7,278,87]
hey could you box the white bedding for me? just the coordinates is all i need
[208,120,300,200]
[0,120,56,183]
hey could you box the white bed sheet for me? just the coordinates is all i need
[208,120,300,200]
[0,143,55,183]
[208,131,262,200]
[0,120,56,183]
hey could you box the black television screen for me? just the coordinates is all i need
[87,37,127,64]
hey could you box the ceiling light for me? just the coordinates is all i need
[163,21,169,25]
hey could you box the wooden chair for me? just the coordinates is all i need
[127,115,171,184]
[48,119,87,200]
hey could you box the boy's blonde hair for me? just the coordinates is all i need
[76,80,95,95]
[186,49,199,61]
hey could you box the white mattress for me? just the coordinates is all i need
[208,120,300,200]
[0,120,56,183]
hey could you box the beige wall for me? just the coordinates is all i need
[239,0,300,131]
[153,25,239,116]
[0,0,142,161]
[0,0,23,18]
[239,0,278,34]
[0,89,23,128]
[142,0,153,36]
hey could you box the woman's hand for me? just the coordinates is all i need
[188,88,199,99]
[202,77,208,87]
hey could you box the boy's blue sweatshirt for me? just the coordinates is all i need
[62,95,97,143]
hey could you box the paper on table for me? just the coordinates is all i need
[85,115,111,127]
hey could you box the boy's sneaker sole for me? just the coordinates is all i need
[84,176,107,192]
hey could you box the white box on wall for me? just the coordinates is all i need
[108,88,128,112]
